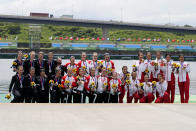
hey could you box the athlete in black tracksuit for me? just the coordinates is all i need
[36,69,49,103]
[23,68,38,103]
[49,69,62,103]
[9,66,24,103]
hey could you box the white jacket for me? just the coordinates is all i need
[177,62,190,82]
[97,76,108,93]
[89,60,100,76]
[133,60,145,80]
[126,78,140,97]
[161,61,175,81]
[109,79,121,95]
[155,81,168,97]
[144,59,155,77]
[141,82,153,97]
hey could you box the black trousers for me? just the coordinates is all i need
[88,93,97,103]
[24,88,39,103]
[96,93,108,103]
[11,89,24,103]
[50,89,60,103]
[38,90,49,103]
[109,94,119,103]
[60,91,72,103]
[73,92,86,103]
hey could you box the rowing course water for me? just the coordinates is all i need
[0,59,196,103]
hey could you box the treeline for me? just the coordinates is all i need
[0,22,196,43]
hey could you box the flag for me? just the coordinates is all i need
[147,38,151,42]
[64,37,68,40]
[59,37,63,40]
[80,38,84,40]
[97,37,100,40]
[70,37,73,40]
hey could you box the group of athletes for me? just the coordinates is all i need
[7,50,190,103]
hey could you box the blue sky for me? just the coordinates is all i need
[0,0,196,26]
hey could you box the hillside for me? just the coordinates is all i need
[0,22,196,44]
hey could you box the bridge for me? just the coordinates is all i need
[1,14,196,38]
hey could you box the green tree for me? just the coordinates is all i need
[7,25,21,35]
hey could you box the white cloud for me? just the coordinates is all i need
[0,0,196,26]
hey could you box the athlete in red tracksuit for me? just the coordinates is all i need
[144,52,155,82]
[61,69,75,103]
[108,72,122,103]
[161,54,175,103]
[64,56,77,76]
[133,52,145,83]
[96,69,109,103]
[88,52,101,76]
[139,74,155,103]
[177,54,190,103]
[119,66,130,103]
[72,68,89,103]
[126,72,140,103]
[153,51,165,81]
[155,73,170,103]
[86,67,98,103]
[77,52,90,75]
[102,53,115,72]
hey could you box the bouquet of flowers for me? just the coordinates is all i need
[90,81,96,89]
[58,84,64,88]
[103,82,108,88]
[112,84,117,89]
[139,83,144,90]
[49,80,54,85]
[108,68,113,73]
[152,81,156,88]
[12,61,17,66]
[98,61,103,66]
[126,73,131,78]
[31,82,36,87]
[126,80,131,85]
[82,66,86,70]
[5,93,11,99]
[64,80,70,88]
[72,68,77,73]
[145,68,149,73]
[23,54,28,59]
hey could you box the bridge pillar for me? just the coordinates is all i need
[102,27,109,40]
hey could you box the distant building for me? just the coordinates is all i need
[30,12,49,18]
[60,15,73,19]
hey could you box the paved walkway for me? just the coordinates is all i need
[1,94,196,103]
[0,104,196,131]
